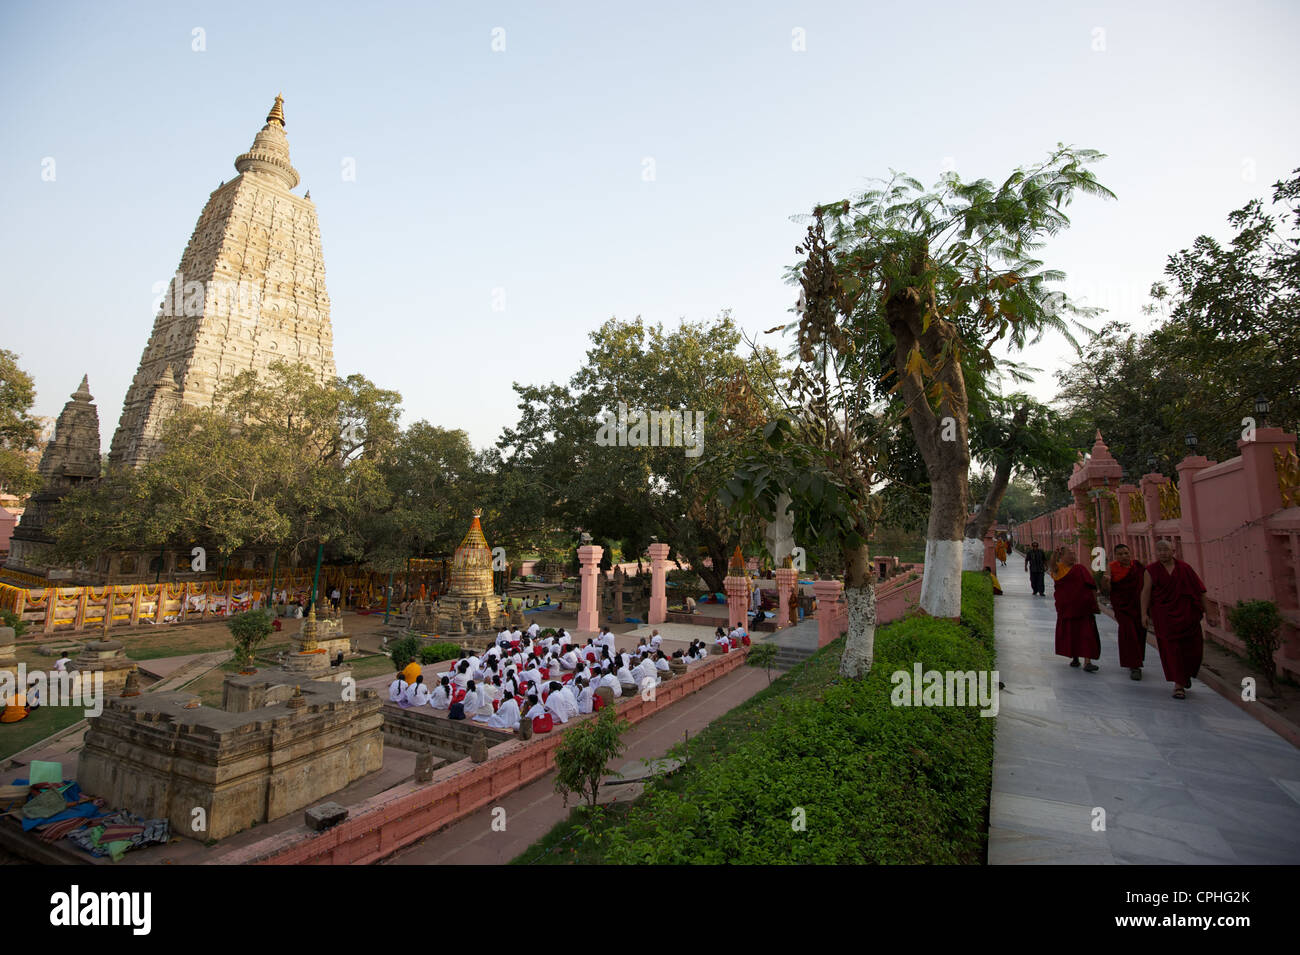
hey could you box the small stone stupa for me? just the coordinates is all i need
[433,510,502,634]
[284,608,330,675]
[68,636,137,693]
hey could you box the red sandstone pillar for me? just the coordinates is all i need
[577,545,602,633]
[647,542,670,625]
[723,574,749,630]
[774,566,797,631]
[1175,454,1215,577]
[812,579,844,647]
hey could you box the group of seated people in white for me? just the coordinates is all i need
[713,625,751,651]
[385,622,715,732]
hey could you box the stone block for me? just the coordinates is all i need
[305,801,348,832]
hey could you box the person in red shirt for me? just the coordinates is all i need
[1054,547,1101,672]
[1140,539,1209,700]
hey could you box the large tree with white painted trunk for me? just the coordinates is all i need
[719,211,890,679]
[811,146,1114,617]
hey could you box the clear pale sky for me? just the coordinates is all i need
[2,0,1297,452]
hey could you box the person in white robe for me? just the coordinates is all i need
[599,671,622,697]
[523,694,546,722]
[389,675,409,703]
[527,622,540,639]
[461,680,487,718]
[406,675,432,707]
[654,652,670,672]
[428,678,451,710]
[560,648,579,670]
[545,683,571,723]
[482,694,520,729]
[616,663,636,690]
[497,628,512,647]
[575,679,594,714]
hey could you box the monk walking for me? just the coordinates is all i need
[995,537,1008,567]
[1054,547,1101,672]
[1101,543,1147,681]
[1140,539,1209,700]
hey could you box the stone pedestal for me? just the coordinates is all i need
[774,567,797,631]
[577,545,602,633]
[647,542,669,625]
[67,637,136,694]
[723,575,749,631]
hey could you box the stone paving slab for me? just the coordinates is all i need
[989,564,1300,865]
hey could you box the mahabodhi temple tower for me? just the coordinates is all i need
[108,94,337,468]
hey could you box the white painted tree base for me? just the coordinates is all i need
[920,538,963,618]
[840,583,877,679]
[961,536,986,572]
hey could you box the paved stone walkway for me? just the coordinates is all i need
[989,563,1300,864]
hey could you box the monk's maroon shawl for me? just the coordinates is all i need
[1054,563,1101,659]
[1110,561,1147,668]
[1147,559,1206,685]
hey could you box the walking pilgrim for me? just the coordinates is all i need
[1140,539,1209,700]
[1053,546,1101,672]
[1101,543,1147,680]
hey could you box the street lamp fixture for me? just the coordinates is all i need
[1184,431,1198,450]
[1255,394,1270,417]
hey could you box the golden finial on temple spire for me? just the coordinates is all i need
[266,93,286,128]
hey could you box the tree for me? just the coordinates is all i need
[720,210,891,678]
[1056,170,1300,473]
[0,349,43,496]
[553,707,630,809]
[496,314,778,594]
[809,146,1114,616]
[228,608,274,669]
[50,361,402,573]
[961,394,1080,567]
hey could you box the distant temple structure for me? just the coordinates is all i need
[432,511,505,634]
[6,376,102,579]
[109,94,337,470]
[6,96,337,583]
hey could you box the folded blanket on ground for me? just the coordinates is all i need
[66,811,168,860]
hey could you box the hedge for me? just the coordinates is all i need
[516,571,997,864]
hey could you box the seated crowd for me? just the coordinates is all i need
[385,621,726,733]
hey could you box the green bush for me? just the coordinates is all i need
[524,572,997,864]
[227,608,274,667]
[1226,599,1282,691]
[388,634,422,671]
[0,608,27,638]
[419,642,464,665]
[553,707,630,808]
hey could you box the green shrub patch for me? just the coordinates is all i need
[515,572,997,864]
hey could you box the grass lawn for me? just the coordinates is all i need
[0,703,87,761]
[348,655,399,680]
[513,572,996,865]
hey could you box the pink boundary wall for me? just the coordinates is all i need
[214,647,751,866]
[1018,428,1300,680]
[812,572,924,647]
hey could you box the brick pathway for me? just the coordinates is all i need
[989,562,1300,864]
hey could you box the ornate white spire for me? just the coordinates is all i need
[234,94,300,190]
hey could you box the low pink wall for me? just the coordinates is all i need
[214,648,751,866]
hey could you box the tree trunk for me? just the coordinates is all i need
[696,534,729,596]
[962,405,1026,571]
[886,260,970,619]
[839,537,877,679]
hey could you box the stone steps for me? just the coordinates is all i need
[773,645,817,670]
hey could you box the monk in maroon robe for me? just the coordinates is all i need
[1102,543,1146,680]
[1140,539,1209,699]
[1053,548,1101,671]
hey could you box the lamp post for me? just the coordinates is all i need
[1184,431,1198,452]
[1255,394,1270,428]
